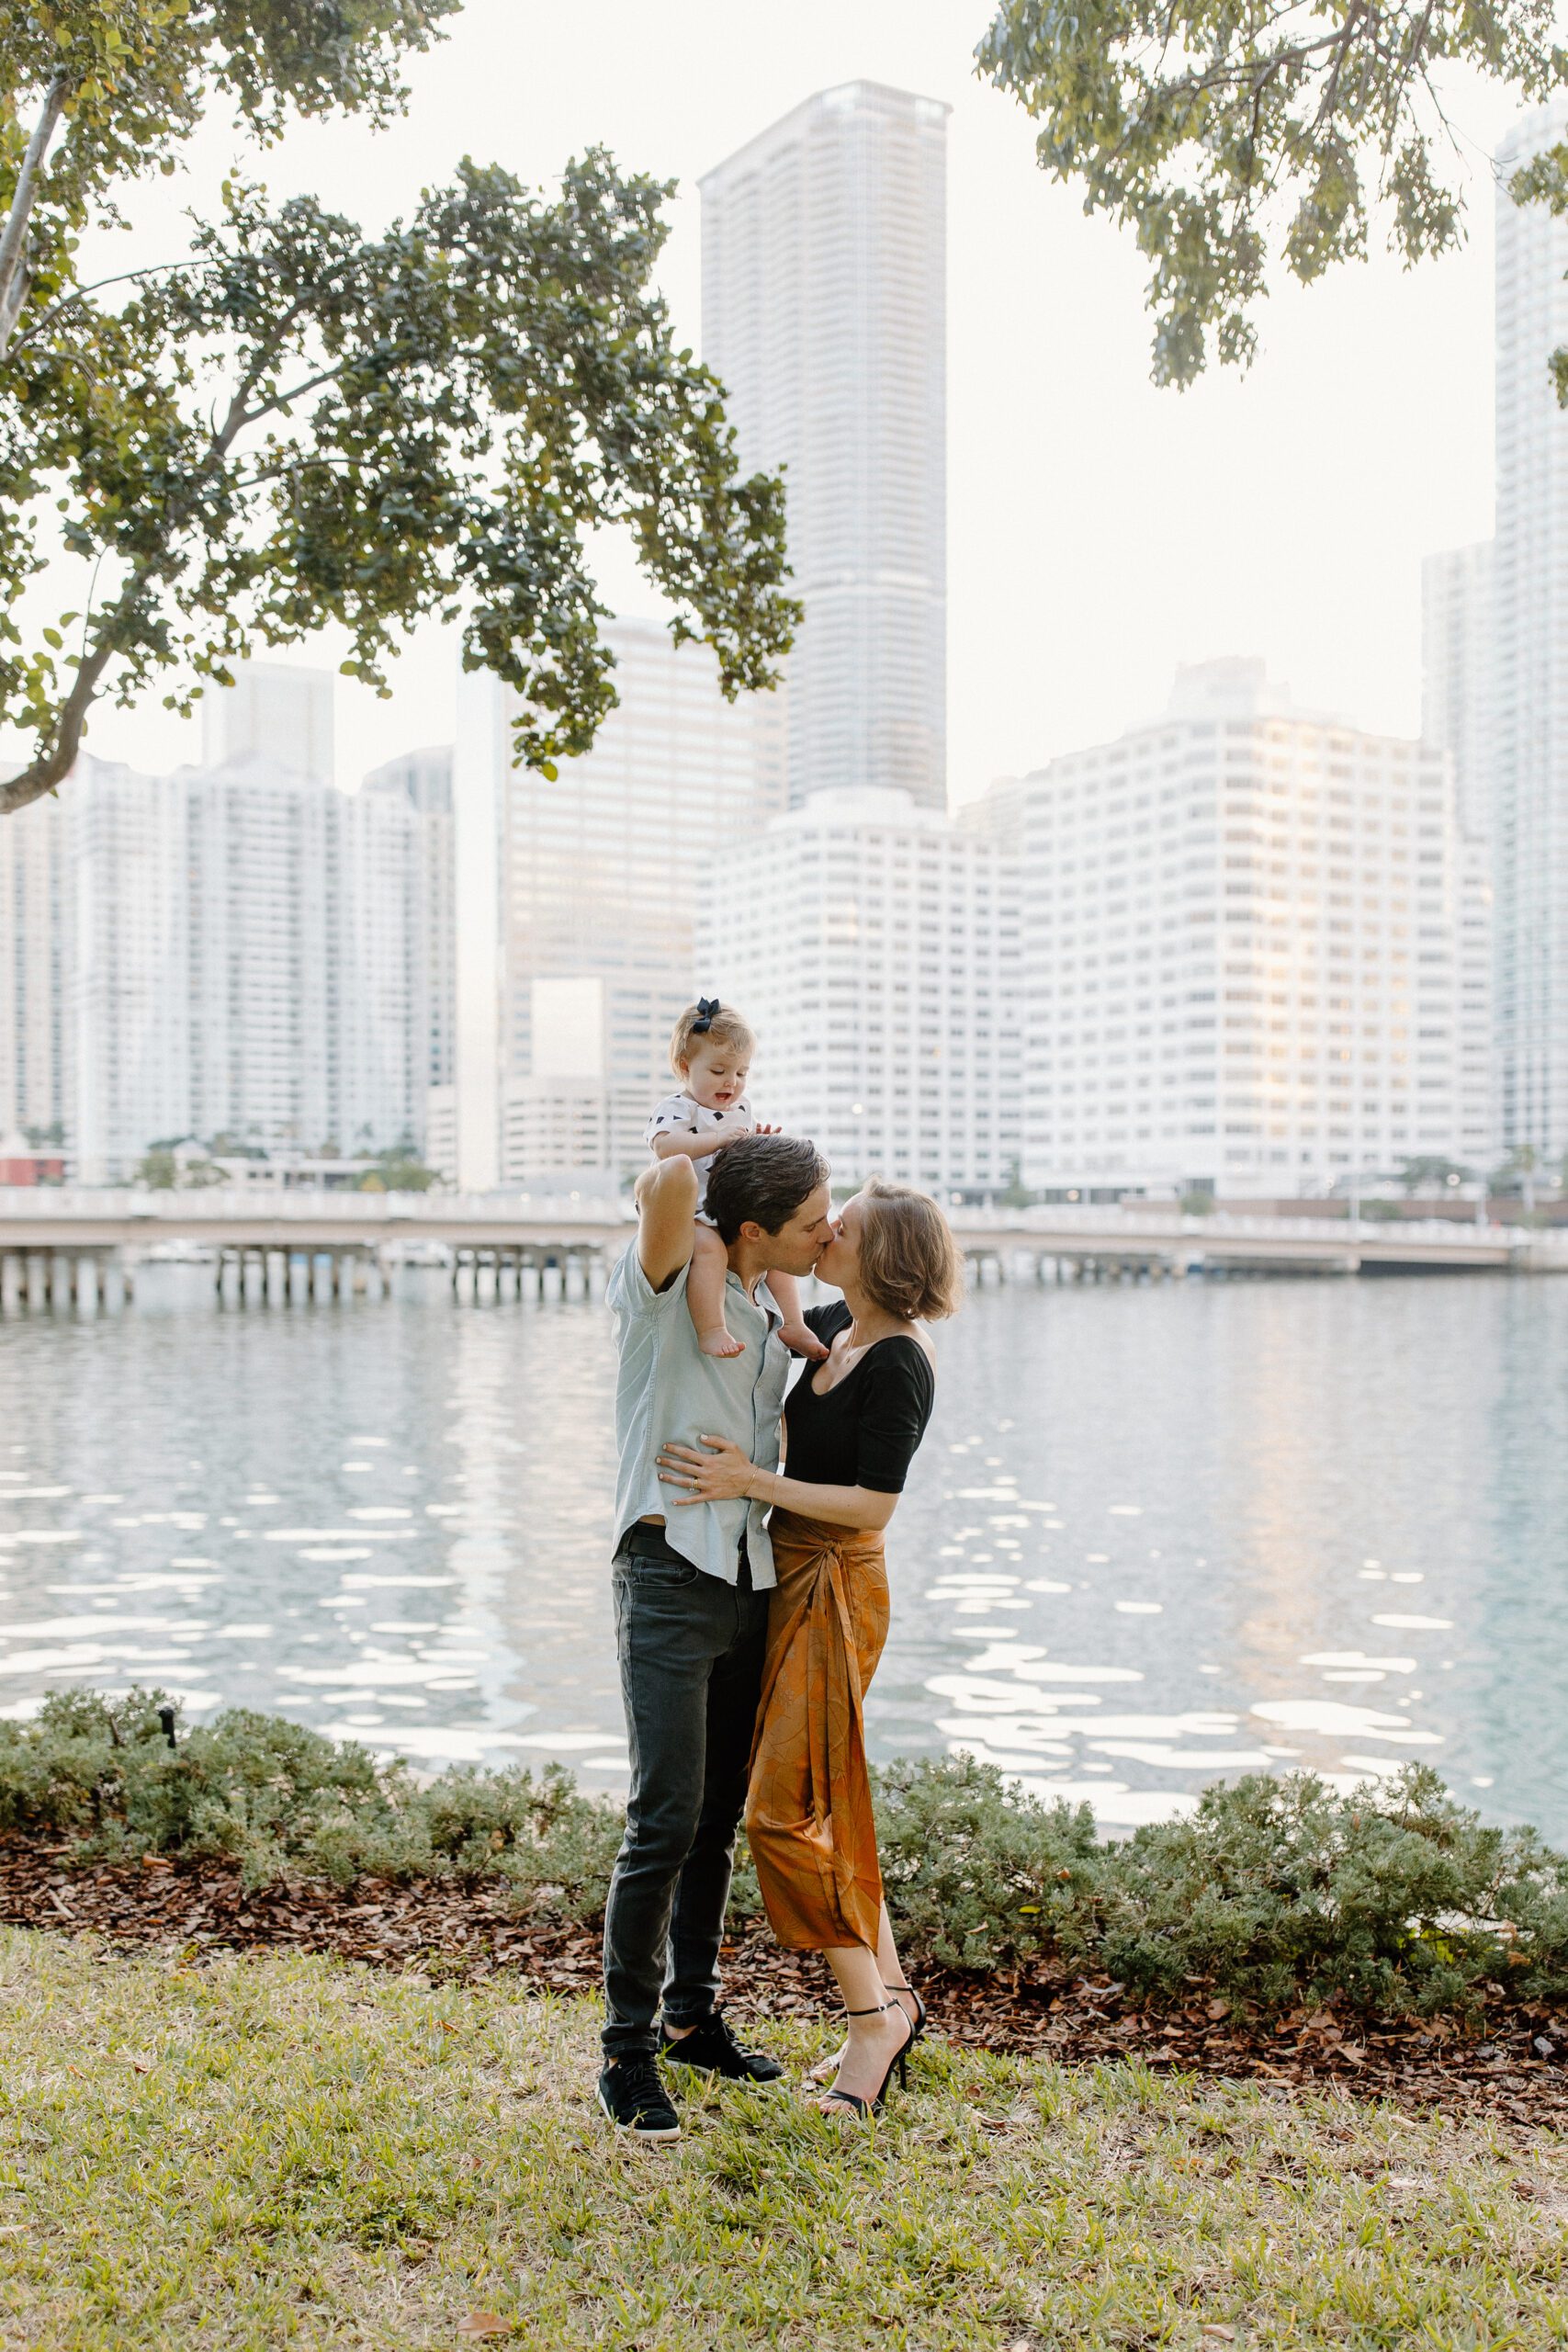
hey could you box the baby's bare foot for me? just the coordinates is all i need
[780,1319,829,1361]
[698,1326,746,1359]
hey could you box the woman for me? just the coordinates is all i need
[657,1177,964,2120]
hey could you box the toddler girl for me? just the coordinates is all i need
[647,998,827,1362]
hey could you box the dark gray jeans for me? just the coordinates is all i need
[601,1529,769,2058]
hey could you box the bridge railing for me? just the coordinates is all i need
[944,1204,1530,1248]
[0,1187,636,1228]
[0,1189,1532,1252]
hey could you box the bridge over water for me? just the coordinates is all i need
[2,1189,1562,1309]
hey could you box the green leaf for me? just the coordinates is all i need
[978,0,1565,384]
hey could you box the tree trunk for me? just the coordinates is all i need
[0,71,70,360]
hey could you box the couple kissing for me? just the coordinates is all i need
[598,1121,964,2139]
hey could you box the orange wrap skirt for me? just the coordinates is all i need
[744,1510,889,1953]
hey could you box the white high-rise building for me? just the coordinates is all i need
[72,761,193,1180]
[202,659,335,783]
[1495,104,1568,1159]
[186,754,423,1156]
[701,83,948,812]
[1422,541,1495,843]
[364,746,456,1127]
[186,754,334,1152]
[0,777,72,1148]
[454,616,784,1189]
[1,729,424,1177]
[988,660,1493,1195]
[334,781,425,1155]
[700,787,1021,1196]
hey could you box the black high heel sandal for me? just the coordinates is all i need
[812,2001,914,2120]
[808,1979,927,2085]
[885,1979,927,2047]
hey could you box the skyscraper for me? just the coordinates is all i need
[73,760,192,1179]
[700,786,1021,1196]
[364,746,456,1102]
[0,776,71,1148]
[988,661,1492,1195]
[1495,104,1568,1159]
[452,616,784,1189]
[202,659,336,783]
[1,727,425,1177]
[1421,541,1495,843]
[701,83,949,812]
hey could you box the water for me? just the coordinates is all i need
[2,1267,1566,1838]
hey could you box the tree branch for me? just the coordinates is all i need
[1311,0,1364,136]
[0,578,141,818]
[0,70,70,360]
[209,277,351,456]
[231,362,349,438]
[1138,18,1372,117]
[8,259,205,360]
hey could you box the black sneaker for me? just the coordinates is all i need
[660,2007,786,2085]
[597,2052,681,2140]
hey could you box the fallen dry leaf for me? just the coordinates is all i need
[457,2317,513,2339]
[120,2052,154,2075]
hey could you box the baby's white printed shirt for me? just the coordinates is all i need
[645,1090,755,1208]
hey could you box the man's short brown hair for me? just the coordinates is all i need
[704,1133,829,1243]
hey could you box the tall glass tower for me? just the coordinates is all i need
[700,82,949,812]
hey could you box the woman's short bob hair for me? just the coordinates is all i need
[854,1178,965,1323]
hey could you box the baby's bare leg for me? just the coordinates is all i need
[770,1269,829,1360]
[689,1223,744,1358]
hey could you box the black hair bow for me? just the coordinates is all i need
[692,996,721,1034]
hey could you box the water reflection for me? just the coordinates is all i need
[1,1266,1565,1835]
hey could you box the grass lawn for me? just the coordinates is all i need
[1,1929,1565,2349]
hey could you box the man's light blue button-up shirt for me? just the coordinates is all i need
[606,1242,789,1589]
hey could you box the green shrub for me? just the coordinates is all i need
[416,1762,626,1913]
[0,1690,624,1902]
[6,1690,1568,2018]
[1093,1768,1568,2014]
[872,1753,1101,1969]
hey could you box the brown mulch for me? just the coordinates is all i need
[4,1837,1566,2129]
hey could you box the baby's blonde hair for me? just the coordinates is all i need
[670,998,755,1078]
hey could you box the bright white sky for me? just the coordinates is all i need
[8,0,1526,801]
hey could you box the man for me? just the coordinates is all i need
[598,1131,833,2138]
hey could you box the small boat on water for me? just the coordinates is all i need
[141,1238,218,1265]
[380,1238,453,1269]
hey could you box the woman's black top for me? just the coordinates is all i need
[781,1300,935,1495]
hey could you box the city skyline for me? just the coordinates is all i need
[0,1,1517,806]
[8,59,1568,1193]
